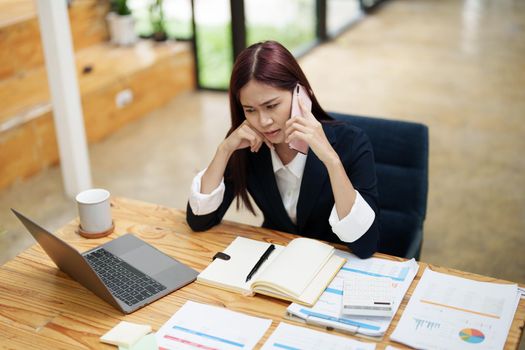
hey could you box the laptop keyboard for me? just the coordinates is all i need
[84,248,166,306]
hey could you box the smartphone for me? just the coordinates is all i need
[289,84,312,154]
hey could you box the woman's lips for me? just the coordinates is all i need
[264,129,280,137]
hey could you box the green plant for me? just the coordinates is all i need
[149,0,167,40]
[111,0,132,16]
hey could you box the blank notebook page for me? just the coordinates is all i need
[256,238,333,297]
[198,237,284,293]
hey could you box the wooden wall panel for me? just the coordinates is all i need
[0,18,44,80]
[0,0,109,80]
[0,0,36,27]
[0,117,44,189]
[69,0,110,51]
[0,46,195,191]
[0,67,49,125]
[82,50,195,143]
[33,113,59,169]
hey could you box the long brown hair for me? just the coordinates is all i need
[228,40,333,214]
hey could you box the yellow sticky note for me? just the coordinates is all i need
[100,321,151,348]
[118,333,157,350]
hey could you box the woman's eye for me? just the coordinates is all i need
[267,103,279,109]
[244,108,254,113]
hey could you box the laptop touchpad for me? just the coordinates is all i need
[120,245,175,275]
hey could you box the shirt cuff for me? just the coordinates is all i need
[329,190,376,243]
[188,169,225,215]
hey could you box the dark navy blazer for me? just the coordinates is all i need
[187,121,380,258]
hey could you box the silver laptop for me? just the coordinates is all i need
[12,209,198,314]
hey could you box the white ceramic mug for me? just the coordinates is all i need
[76,188,112,234]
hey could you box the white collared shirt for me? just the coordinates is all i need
[270,149,306,225]
[189,151,375,243]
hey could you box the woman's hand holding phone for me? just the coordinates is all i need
[285,98,338,165]
[288,84,311,154]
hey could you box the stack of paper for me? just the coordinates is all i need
[287,250,419,337]
[262,322,376,350]
[391,268,520,349]
[155,301,272,350]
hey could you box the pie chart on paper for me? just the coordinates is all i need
[459,328,485,344]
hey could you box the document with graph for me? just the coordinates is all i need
[155,301,271,350]
[391,268,520,350]
[286,251,419,337]
[261,322,375,350]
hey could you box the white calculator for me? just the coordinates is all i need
[342,277,395,317]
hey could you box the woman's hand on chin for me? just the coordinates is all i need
[222,121,274,155]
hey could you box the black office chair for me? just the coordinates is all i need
[329,112,429,259]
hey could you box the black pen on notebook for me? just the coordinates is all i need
[245,244,275,282]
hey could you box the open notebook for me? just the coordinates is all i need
[197,236,346,306]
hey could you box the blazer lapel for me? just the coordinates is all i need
[296,123,337,229]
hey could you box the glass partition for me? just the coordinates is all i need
[193,0,233,89]
[128,0,381,90]
[130,0,193,40]
[327,0,362,36]
[245,0,316,54]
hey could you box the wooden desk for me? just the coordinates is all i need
[1,197,523,349]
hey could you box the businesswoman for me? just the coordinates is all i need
[186,41,379,258]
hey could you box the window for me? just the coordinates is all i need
[129,0,192,40]
[193,0,233,89]
[245,0,316,53]
[327,0,362,36]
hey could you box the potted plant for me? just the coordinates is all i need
[149,0,168,41]
[106,0,138,46]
